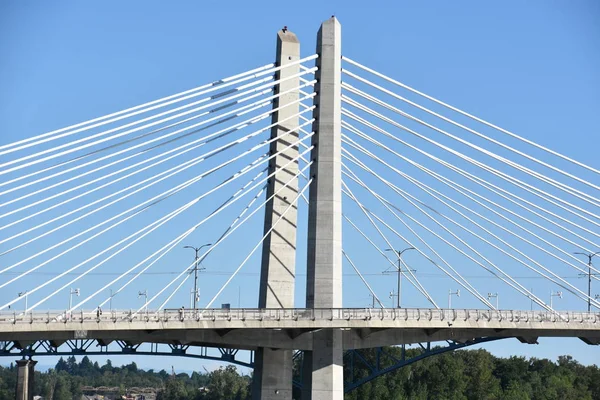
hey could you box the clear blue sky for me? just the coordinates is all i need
[1,0,599,372]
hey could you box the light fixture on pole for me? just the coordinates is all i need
[184,243,212,309]
[384,247,416,308]
[574,251,600,312]
[448,289,460,309]
[138,290,148,312]
[18,291,28,313]
[69,288,80,310]
[389,290,398,308]
[550,290,562,308]
[487,292,499,309]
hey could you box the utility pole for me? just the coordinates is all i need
[184,243,211,309]
[384,247,416,308]
[574,251,600,312]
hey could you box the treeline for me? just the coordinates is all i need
[0,348,598,399]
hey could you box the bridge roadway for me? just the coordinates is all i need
[1,308,599,351]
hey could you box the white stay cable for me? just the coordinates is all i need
[342,121,600,277]
[72,170,268,313]
[342,88,600,208]
[0,61,277,153]
[203,178,312,310]
[342,214,429,306]
[342,181,438,308]
[0,66,318,177]
[135,158,313,314]
[342,162,495,309]
[1,54,318,157]
[342,97,600,217]
[341,107,600,231]
[347,131,600,301]
[342,120,600,252]
[1,118,315,286]
[342,76,600,197]
[0,99,270,216]
[0,77,316,194]
[0,88,273,204]
[342,250,385,308]
[0,107,315,258]
[342,146,594,308]
[342,56,600,177]
[0,92,316,224]
[16,143,314,313]
[155,183,268,311]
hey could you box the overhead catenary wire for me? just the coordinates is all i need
[342,180,438,308]
[73,170,268,313]
[202,178,312,310]
[342,161,495,309]
[342,250,385,308]
[0,65,318,177]
[341,85,600,208]
[341,146,592,309]
[342,56,600,177]
[342,214,434,308]
[0,54,318,156]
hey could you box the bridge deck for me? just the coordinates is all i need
[1,308,598,350]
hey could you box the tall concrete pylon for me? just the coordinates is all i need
[253,27,301,400]
[304,16,344,400]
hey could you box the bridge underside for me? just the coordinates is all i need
[2,326,599,351]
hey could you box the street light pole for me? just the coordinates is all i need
[574,251,600,312]
[18,291,28,313]
[138,290,148,312]
[184,243,212,309]
[384,247,416,308]
[448,289,460,309]
[69,288,80,310]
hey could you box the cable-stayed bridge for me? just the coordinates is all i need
[1,17,599,400]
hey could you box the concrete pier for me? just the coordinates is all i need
[15,359,36,400]
[253,27,301,400]
[305,17,344,400]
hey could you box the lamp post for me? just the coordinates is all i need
[487,292,499,309]
[389,290,398,308]
[109,288,114,311]
[138,290,148,312]
[574,251,600,312]
[384,247,416,308]
[448,289,460,309]
[68,288,80,310]
[550,290,562,308]
[18,291,28,313]
[184,243,212,309]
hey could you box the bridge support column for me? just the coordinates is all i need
[15,359,36,400]
[253,27,300,400]
[305,17,343,400]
